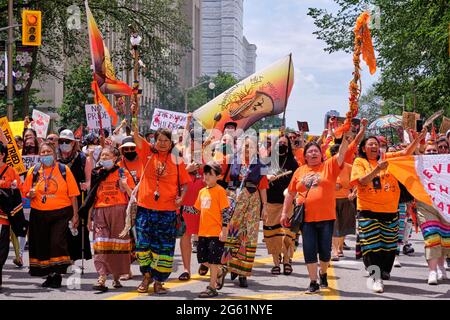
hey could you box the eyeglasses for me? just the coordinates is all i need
[438,145,449,150]
[47,137,57,141]
[59,139,72,145]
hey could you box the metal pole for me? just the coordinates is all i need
[6,0,14,120]
[184,89,188,113]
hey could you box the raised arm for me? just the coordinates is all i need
[336,132,350,167]
[354,118,368,147]
[398,128,427,156]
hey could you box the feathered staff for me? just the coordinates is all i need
[335,11,376,137]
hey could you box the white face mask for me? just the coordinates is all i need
[60,144,73,153]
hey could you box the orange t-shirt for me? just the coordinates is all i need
[119,157,144,185]
[293,148,305,166]
[136,141,191,211]
[288,156,341,222]
[335,163,352,199]
[350,155,400,213]
[194,185,229,237]
[94,169,135,208]
[22,164,80,211]
[0,164,22,225]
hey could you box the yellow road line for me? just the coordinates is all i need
[105,251,341,300]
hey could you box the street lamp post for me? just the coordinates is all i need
[184,80,215,113]
[7,0,14,120]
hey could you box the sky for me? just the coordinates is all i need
[243,0,380,134]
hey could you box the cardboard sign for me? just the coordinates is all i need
[9,121,25,138]
[85,104,112,136]
[31,109,51,138]
[0,117,26,174]
[297,121,309,132]
[150,108,187,131]
[440,116,450,134]
[402,111,420,131]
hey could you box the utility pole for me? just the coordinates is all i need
[7,0,14,120]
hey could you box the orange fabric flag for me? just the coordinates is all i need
[91,80,118,126]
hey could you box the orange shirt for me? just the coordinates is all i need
[136,141,191,211]
[335,163,352,199]
[119,157,144,184]
[288,156,341,222]
[194,185,229,237]
[350,155,400,213]
[22,164,80,211]
[94,169,135,208]
[0,164,22,225]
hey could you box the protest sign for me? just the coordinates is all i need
[85,104,112,135]
[0,117,26,174]
[150,108,188,131]
[31,109,51,138]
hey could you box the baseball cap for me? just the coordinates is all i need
[59,129,78,141]
[119,136,137,149]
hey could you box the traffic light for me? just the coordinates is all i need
[22,10,42,46]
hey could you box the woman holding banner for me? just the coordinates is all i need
[350,129,426,293]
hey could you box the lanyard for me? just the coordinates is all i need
[41,163,56,193]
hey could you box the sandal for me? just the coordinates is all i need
[331,255,340,261]
[198,286,218,298]
[137,273,153,293]
[198,264,209,276]
[283,263,293,275]
[119,271,133,281]
[271,266,281,275]
[93,276,108,292]
[112,280,123,289]
[178,272,191,281]
[153,281,168,295]
[216,266,227,290]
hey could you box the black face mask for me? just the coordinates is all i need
[278,144,288,155]
[24,145,35,154]
[123,151,137,161]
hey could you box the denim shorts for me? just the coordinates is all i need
[301,220,335,264]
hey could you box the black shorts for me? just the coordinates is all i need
[197,237,224,265]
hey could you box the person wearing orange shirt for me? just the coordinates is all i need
[281,134,350,294]
[221,136,268,288]
[82,146,135,292]
[0,143,22,290]
[193,162,230,298]
[133,127,191,295]
[22,142,80,288]
[350,129,426,293]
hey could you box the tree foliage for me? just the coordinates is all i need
[308,0,450,121]
[0,0,191,117]
[58,62,93,130]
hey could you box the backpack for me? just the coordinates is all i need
[32,162,67,185]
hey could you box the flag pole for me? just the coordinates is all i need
[282,53,292,128]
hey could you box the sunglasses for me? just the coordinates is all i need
[122,147,136,152]
[59,139,72,145]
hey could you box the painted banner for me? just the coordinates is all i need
[0,117,26,174]
[85,104,111,135]
[22,155,40,171]
[193,54,294,131]
[387,155,450,223]
[31,109,51,138]
[150,108,187,131]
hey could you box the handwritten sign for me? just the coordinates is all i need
[0,117,26,174]
[22,155,40,171]
[439,116,450,134]
[85,104,111,135]
[31,109,51,138]
[402,111,420,131]
[150,108,187,131]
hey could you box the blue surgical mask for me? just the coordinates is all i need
[40,155,54,167]
[59,144,73,153]
[101,159,114,169]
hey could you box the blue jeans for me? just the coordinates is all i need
[301,220,335,264]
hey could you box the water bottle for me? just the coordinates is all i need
[69,221,78,236]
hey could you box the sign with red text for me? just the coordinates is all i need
[0,117,26,174]
[150,108,187,131]
[31,109,50,138]
[387,155,450,223]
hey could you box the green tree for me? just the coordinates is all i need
[308,0,450,120]
[186,71,239,112]
[0,89,46,120]
[58,63,93,130]
[0,0,191,117]
[358,87,383,124]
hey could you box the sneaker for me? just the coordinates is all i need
[394,256,402,268]
[428,270,438,285]
[50,274,62,289]
[305,281,320,294]
[372,279,384,293]
[41,275,53,288]
[319,272,328,288]
[343,242,351,250]
[437,267,448,281]
[381,271,390,281]
[402,244,414,256]
[192,241,198,254]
